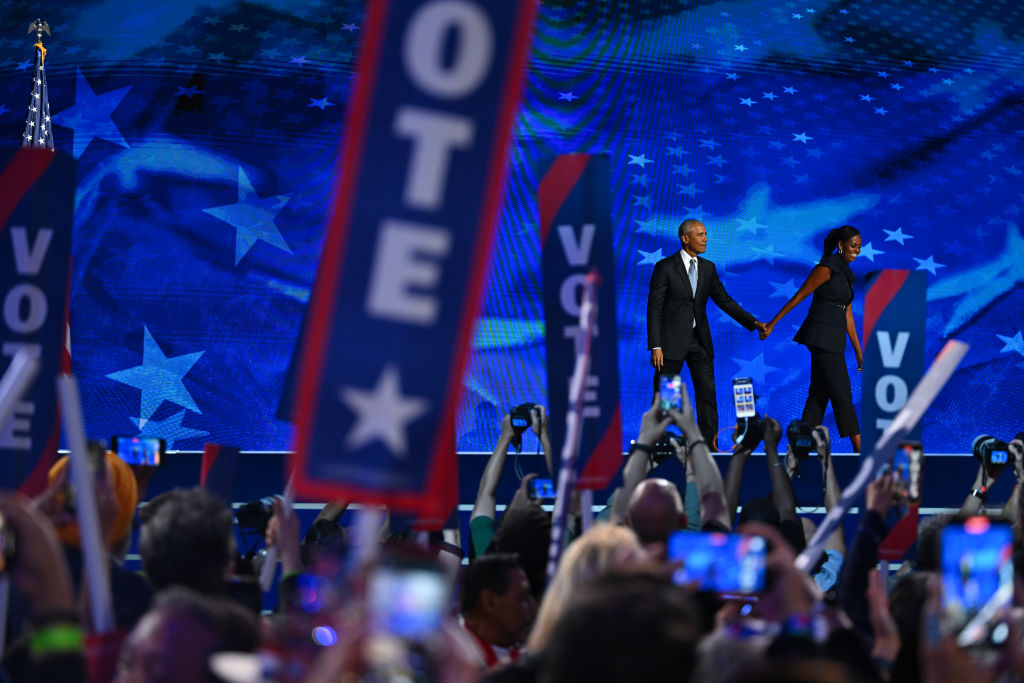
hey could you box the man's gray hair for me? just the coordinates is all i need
[678,219,703,238]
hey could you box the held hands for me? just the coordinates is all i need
[754,321,770,341]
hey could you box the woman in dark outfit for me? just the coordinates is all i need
[761,225,864,452]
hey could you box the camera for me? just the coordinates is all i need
[510,402,537,430]
[787,420,816,459]
[735,414,764,449]
[509,402,537,450]
[972,434,1012,466]
[652,432,685,465]
[235,496,276,536]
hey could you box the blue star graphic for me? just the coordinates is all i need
[858,242,884,261]
[792,132,813,143]
[929,223,1024,335]
[732,353,780,385]
[558,91,578,101]
[683,205,706,221]
[175,85,203,98]
[677,183,701,197]
[208,52,228,63]
[130,410,209,448]
[734,44,748,52]
[16,60,32,71]
[996,331,1024,357]
[762,92,778,101]
[752,244,781,265]
[740,97,756,107]
[107,326,204,423]
[203,167,293,265]
[783,86,798,94]
[736,216,767,234]
[883,227,913,245]
[635,219,658,235]
[637,248,665,265]
[913,255,946,275]
[859,94,874,102]
[770,278,798,299]
[307,97,335,110]
[290,56,307,65]
[628,153,652,168]
[51,69,132,159]
[874,107,889,115]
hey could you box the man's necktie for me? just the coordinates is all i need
[689,259,697,328]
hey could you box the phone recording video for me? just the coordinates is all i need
[366,562,449,642]
[892,441,923,503]
[941,518,1014,648]
[528,477,556,502]
[732,377,756,419]
[667,531,766,594]
[111,436,165,467]
[659,374,684,413]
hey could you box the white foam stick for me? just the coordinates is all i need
[546,273,599,582]
[57,374,115,633]
[794,340,969,573]
[259,477,295,592]
[0,347,39,434]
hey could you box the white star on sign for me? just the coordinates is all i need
[338,365,430,459]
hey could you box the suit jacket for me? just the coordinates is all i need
[646,253,757,359]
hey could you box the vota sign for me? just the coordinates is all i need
[292,0,536,515]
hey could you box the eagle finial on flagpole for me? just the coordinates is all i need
[28,18,51,41]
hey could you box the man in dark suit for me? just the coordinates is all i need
[647,219,766,450]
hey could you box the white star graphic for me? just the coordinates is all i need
[628,153,652,168]
[637,248,665,265]
[338,365,430,459]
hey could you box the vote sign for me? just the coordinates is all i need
[292,0,536,512]
[860,270,926,456]
[0,148,75,493]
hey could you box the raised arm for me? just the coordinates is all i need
[531,405,554,476]
[762,265,830,338]
[470,414,517,521]
[706,264,761,332]
[610,397,672,524]
[724,442,754,527]
[763,416,798,524]
[669,387,730,530]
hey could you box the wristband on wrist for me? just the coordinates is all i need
[971,486,987,502]
[30,623,84,656]
[628,442,653,457]
[687,439,707,451]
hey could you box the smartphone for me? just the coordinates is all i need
[659,374,684,412]
[892,441,923,503]
[529,478,556,502]
[366,562,449,641]
[111,436,165,466]
[667,531,766,594]
[732,377,756,419]
[941,518,1014,647]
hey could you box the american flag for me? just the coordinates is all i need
[0,0,1019,457]
[20,19,53,150]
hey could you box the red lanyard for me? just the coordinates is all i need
[466,626,520,667]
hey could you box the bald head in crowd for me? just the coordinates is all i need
[626,478,687,552]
